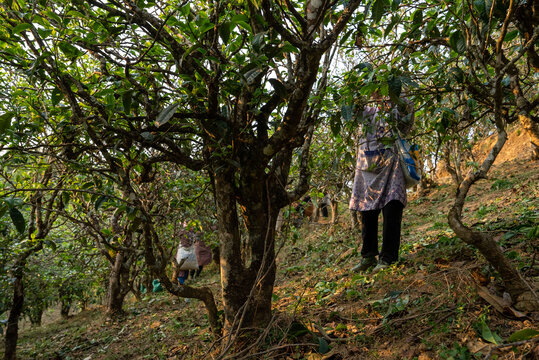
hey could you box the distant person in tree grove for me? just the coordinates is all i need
[176,222,213,284]
[349,91,415,273]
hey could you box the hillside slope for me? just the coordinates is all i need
[6,158,539,360]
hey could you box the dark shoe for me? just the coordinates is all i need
[352,257,377,272]
[372,260,391,273]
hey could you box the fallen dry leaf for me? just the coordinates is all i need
[150,321,161,329]
[336,248,354,263]
[474,284,527,318]
[305,352,323,360]
[466,339,493,354]
[418,352,434,360]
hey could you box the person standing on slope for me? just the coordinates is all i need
[349,92,415,273]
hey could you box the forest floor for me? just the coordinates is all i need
[9,158,539,360]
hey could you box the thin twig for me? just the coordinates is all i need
[312,323,353,342]
[407,309,458,342]
[373,306,457,336]
[520,275,539,304]
[484,337,539,360]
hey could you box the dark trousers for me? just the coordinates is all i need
[360,200,404,264]
[189,265,203,278]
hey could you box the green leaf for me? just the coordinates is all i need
[384,16,398,37]
[449,67,464,83]
[388,76,402,99]
[81,181,94,189]
[67,10,86,19]
[4,198,17,208]
[51,87,63,106]
[0,203,7,219]
[330,116,342,137]
[44,9,62,25]
[412,9,423,25]
[252,32,266,52]
[243,67,264,84]
[341,104,353,122]
[503,30,519,42]
[122,90,133,114]
[288,321,310,339]
[231,14,252,32]
[474,0,488,21]
[198,21,214,35]
[426,20,440,37]
[155,103,179,127]
[480,321,502,344]
[507,328,539,342]
[37,28,53,39]
[58,41,83,60]
[318,337,329,354]
[280,43,299,54]
[12,23,32,35]
[355,62,373,72]
[105,93,115,107]
[268,78,287,98]
[180,3,190,17]
[94,88,114,98]
[364,0,374,17]
[339,29,353,45]
[9,207,26,234]
[371,0,387,23]
[231,14,249,24]
[94,195,108,211]
[449,30,466,54]
[141,131,154,141]
[219,21,231,44]
[45,239,57,251]
[62,192,71,206]
[0,112,13,134]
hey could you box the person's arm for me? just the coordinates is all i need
[396,98,415,135]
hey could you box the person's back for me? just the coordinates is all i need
[349,93,415,272]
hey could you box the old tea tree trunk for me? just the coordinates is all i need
[448,128,538,311]
[203,0,364,335]
[208,46,324,333]
[213,160,284,330]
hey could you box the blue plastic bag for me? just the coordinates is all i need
[396,136,421,188]
[152,279,163,293]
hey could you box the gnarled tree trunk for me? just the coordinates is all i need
[4,267,24,360]
[214,167,277,330]
[28,305,44,327]
[330,199,339,224]
[106,251,131,316]
[447,129,537,311]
